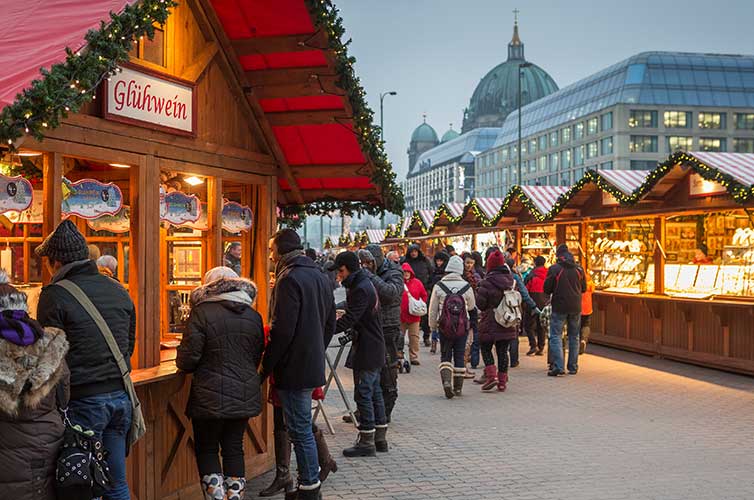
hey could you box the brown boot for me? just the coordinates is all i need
[430,339,437,354]
[259,429,294,497]
[313,425,338,481]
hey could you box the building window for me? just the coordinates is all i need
[587,117,599,135]
[599,161,613,170]
[699,137,726,152]
[587,141,599,159]
[600,136,613,155]
[561,150,572,169]
[734,138,754,153]
[529,160,537,174]
[129,26,166,66]
[526,139,534,155]
[574,122,584,139]
[550,131,559,148]
[549,175,558,185]
[735,113,754,130]
[574,145,585,165]
[629,135,658,153]
[538,156,547,173]
[501,148,509,161]
[601,112,613,131]
[667,136,693,152]
[698,112,726,129]
[538,135,547,151]
[550,153,559,172]
[630,160,656,170]
[628,110,657,128]
[561,126,572,144]
[663,111,691,128]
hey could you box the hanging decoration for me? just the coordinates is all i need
[160,187,202,226]
[87,205,131,233]
[222,201,253,233]
[0,175,33,214]
[62,177,123,219]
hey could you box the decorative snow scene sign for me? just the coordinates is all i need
[87,206,131,233]
[222,201,253,233]
[160,187,201,226]
[5,189,43,224]
[179,202,209,231]
[0,175,33,215]
[62,178,123,219]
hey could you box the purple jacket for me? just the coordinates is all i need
[475,267,518,343]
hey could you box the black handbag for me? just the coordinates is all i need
[55,384,113,500]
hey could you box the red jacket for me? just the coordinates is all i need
[400,263,428,324]
[525,265,549,309]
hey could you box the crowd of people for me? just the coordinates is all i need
[0,220,594,500]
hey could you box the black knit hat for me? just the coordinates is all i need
[334,251,360,272]
[35,220,89,264]
[555,244,570,258]
[272,228,303,255]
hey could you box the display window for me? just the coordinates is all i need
[563,224,583,263]
[476,231,506,253]
[587,219,655,294]
[521,226,556,264]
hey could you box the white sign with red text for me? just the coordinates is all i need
[105,66,194,135]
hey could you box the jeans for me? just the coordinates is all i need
[381,326,400,418]
[277,388,319,487]
[509,335,520,366]
[420,314,430,341]
[68,390,132,500]
[469,310,480,368]
[527,311,546,350]
[549,311,581,373]
[431,330,440,342]
[481,339,512,372]
[440,334,468,369]
[192,418,246,477]
[353,369,386,431]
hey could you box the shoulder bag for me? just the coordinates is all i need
[404,283,427,316]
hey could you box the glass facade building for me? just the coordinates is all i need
[475,52,754,196]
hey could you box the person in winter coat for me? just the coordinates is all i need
[359,245,403,422]
[261,229,336,500]
[404,244,433,345]
[524,256,549,356]
[505,257,540,369]
[0,271,69,500]
[334,251,388,457]
[427,251,450,354]
[580,273,595,354]
[471,251,486,279]
[428,255,476,399]
[400,263,428,366]
[543,244,586,376]
[36,220,136,500]
[462,253,482,373]
[176,267,264,500]
[223,242,242,276]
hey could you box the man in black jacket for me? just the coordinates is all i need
[543,245,586,377]
[36,220,136,500]
[404,244,433,346]
[262,229,336,500]
[334,251,387,458]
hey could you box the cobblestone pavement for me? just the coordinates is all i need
[248,342,754,500]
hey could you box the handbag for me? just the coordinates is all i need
[404,283,427,316]
[55,280,147,454]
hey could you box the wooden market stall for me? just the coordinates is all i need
[0,1,400,499]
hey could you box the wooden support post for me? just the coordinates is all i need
[42,153,63,283]
[207,176,223,269]
[654,216,665,295]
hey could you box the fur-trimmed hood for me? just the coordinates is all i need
[190,277,257,307]
[0,327,68,416]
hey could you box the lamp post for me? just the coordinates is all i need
[517,62,532,187]
[379,91,398,143]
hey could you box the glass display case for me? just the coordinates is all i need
[587,219,654,294]
[521,225,556,264]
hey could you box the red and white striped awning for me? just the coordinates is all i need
[444,202,465,218]
[365,229,385,244]
[595,169,652,195]
[418,209,436,228]
[687,152,754,187]
[474,198,504,219]
[519,185,569,216]
[400,217,411,236]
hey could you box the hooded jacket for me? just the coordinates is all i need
[400,263,428,324]
[525,265,549,309]
[0,327,69,500]
[336,269,385,371]
[364,244,403,329]
[544,251,586,315]
[404,244,433,289]
[429,251,450,292]
[475,266,518,342]
[177,277,264,419]
[428,256,476,332]
[263,254,336,390]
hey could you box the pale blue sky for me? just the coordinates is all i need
[335,0,754,180]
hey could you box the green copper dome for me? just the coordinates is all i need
[441,125,460,143]
[410,120,439,144]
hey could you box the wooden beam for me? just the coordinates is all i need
[250,76,344,100]
[180,41,219,82]
[290,164,371,178]
[246,68,336,87]
[266,111,351,127]
[41,153,63,283]
[232,31,328,55]
[207,177,223,268]
[295,189,381,202]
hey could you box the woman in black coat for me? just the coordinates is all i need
[177,267,264,500]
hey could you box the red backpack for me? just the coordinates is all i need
[437,282,471,339]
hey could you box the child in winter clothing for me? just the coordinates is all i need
[580,273,595,354]
[400,263,428,366]
[428,252,450,354]
[524,256,549,355]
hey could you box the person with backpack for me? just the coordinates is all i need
[427,251,449,354]
[400,263,428,367]
[543,245,587,377]
[524,256,549,356]
[428,255,476,399]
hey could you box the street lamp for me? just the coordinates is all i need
[517,62,532,187]
[380,91,398,143]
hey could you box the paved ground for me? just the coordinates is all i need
[248,341,754,500]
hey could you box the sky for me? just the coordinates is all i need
[335,0,754,180]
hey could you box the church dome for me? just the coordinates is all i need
[462,19,558,132]
[441,125,460,143]
[411,119,439,144]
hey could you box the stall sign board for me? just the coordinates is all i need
[179,202,209,231]
[6,189,42,224]
[222,201,253,233]
[689,173,726,197]
[0,175,33,215]
[62,178,123,219]
[87,205,131,233]
[104,65,195,136]
[602,191,620,206]
[160,187,202,226]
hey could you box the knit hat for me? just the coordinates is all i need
[0,270,27,313]
[334,251,360,273]
[35,220,89,263]
[486,249,506,271]
[272,228,303,255]
[357,248,375,263]
[0,270,42,347]
[445,255,464,275]
[204,266,238,284]
[365,244,385,267]
[555,244,570,258]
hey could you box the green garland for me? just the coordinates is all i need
[0,0,177,147]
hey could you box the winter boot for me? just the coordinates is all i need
[473,369,487,385]
[223,476,245,500]
[374,424,389,452]
[497,371,508,392]
[439,362,454,399]
[453,367,466,397]
[481,365,498,392]
[259,429,294,497]
[286,484,323,500]
[430,339,437,354]
[313,425,338,481]
[199,473,225,500]
[580,326,590,354]
[343,429,377,457]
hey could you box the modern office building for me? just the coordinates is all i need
[475,51,754,197]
